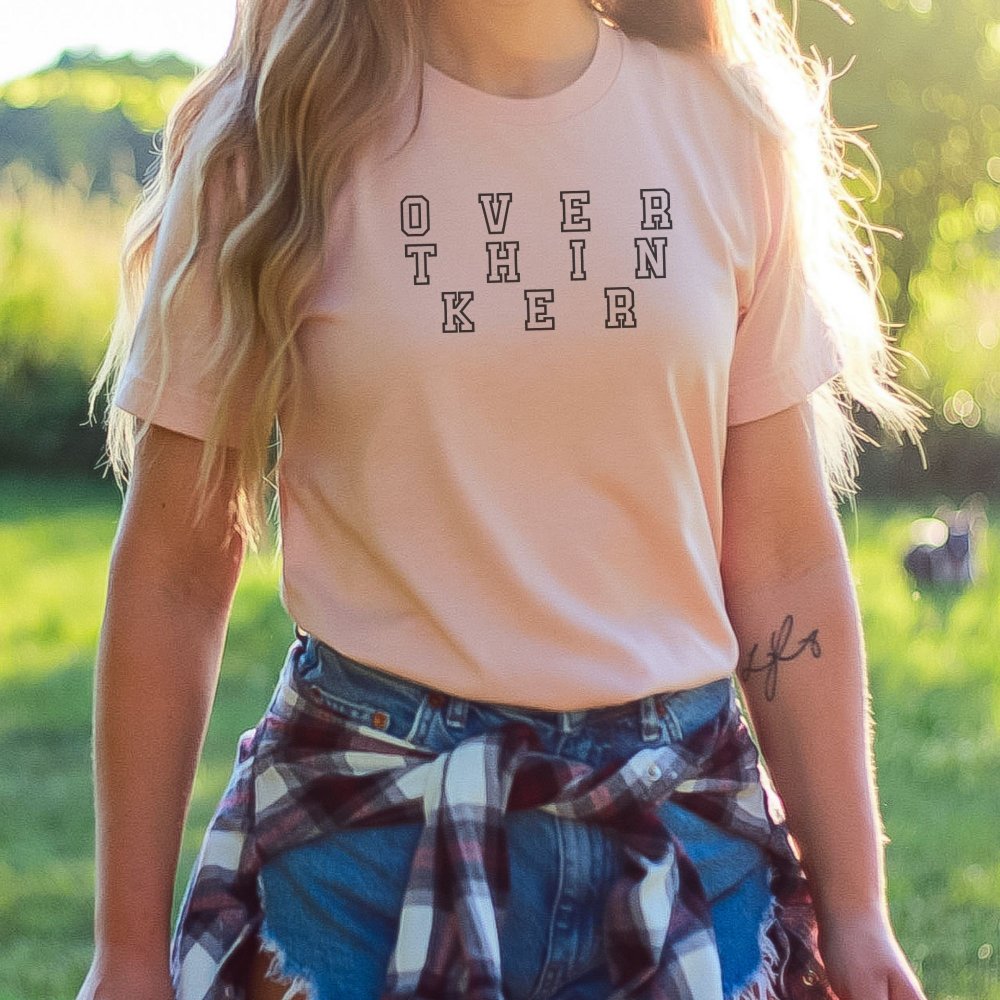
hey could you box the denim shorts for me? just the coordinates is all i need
[254,627,778,1000]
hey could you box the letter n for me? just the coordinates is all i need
[634,237,668,279]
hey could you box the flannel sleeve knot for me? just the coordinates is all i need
[171,684,833,1000]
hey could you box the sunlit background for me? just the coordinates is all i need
[0,1,998,999]
[1,0,235,85]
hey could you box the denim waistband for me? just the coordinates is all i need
[290,624,734,746]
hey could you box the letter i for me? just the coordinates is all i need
[569,239,586,281]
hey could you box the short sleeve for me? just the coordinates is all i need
[111,109,259,447]
[726,124,843,426]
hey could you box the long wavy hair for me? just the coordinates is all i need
[88,0,929,553]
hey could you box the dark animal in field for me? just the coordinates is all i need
[902,494,988,589]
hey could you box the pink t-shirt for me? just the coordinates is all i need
[113,19,842,708]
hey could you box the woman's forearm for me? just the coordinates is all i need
[723,536,888,923]
[91,535,238,965]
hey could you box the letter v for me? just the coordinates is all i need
[478,193,513,235]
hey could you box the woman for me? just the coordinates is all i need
[80,0,931,998]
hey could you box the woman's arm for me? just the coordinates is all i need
[720,400,926,1000]
[82,425,245,993]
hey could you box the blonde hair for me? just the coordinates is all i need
[89,0,928,552]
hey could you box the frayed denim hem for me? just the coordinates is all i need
[729,893,785,1000]
[726,863,835,1000]
[252,921,322,1000]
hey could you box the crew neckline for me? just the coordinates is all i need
[421,17,624,125]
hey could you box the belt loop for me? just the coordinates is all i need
[559,710,586,733]
[444,695,469,730]
[657,693,685,742]
[294,622,309,643]
[640,696,661,742]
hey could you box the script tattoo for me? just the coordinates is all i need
[738,614,822,702]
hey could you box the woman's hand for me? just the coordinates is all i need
[76,953,175,1000]
[817,908,928,1000]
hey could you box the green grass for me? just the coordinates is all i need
[839,501,1000,998]
[1,473,998,999]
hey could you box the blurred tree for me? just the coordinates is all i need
[0,50,197,192]
[793,0,1000,317]
[792,0,1000,451]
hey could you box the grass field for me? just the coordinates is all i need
[0,472,998,1000]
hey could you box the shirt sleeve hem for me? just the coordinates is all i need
[726,352,842,427]
[111,373,243,447]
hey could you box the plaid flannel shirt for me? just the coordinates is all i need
[170,654,835,1000]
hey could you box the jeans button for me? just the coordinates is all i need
[646,763,662,780]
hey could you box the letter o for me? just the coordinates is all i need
[400,195,430,237]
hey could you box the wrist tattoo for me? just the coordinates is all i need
[738,613,822,702]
